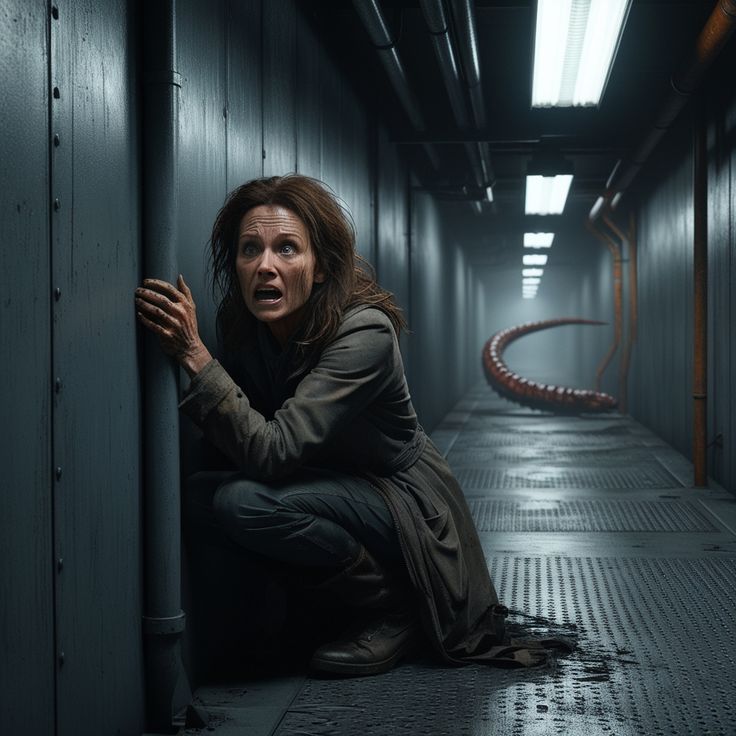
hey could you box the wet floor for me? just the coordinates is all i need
[180,385,736,736]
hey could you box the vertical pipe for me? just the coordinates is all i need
[603,212,636,413]
[142,0,190,731]
[586,220,623,395]
[618,213,638,414]
[693,105,708,487]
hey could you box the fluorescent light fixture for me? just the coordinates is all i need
[532,0,632,108]
[523,254,548,266]
[486,186,494,203]
[525,174,573,214]
[524,232,554,248]
[523,268,544,277]
[523,277,541,285]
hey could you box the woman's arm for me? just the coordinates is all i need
[178,308,397,480]
[135,276,213,377]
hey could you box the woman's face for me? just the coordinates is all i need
[236,205,325,343]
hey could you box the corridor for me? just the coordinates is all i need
[182,387,736,736]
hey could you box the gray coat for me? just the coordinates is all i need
[180,305,550,666]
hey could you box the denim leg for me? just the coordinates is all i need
[204,468,403,569]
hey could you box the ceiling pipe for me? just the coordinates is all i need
[352,0,440,171]
[590,0,736,217]
[419,0,470,128]
[419,0,488,204]
[448,0,496,188]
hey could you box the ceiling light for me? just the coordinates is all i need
[525,174,573,214]
[523,268,544,277]
[524,232,554,248]
[486,186,494,203]
[523,254,548,266]
[532,0,632,108]
[523,277,541,285]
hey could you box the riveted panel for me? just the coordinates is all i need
[50,1,144,733]
[0,1,55,733]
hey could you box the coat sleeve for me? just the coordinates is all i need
[178,309,395,480]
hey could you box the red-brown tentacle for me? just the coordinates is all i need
[482,318,618,413]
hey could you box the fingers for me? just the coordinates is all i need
[141,277,186,303]
[136,309,173,340]
[135,295,180,327]
[178,274,193,299]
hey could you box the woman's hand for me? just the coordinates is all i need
[135,275,213,377]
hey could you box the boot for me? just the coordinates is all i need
[307,546,420,676]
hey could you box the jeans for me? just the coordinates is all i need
[183,467,404,570]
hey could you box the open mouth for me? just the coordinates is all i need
[254,287,283,303]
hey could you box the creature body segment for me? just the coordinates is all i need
[482,319,618,413]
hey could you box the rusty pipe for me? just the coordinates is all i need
[586,219,623,393]
[481,319,617,413]
[601,212,637,414]
[616,213,638,415]
[693,104,708,487]
[591,0,736,215]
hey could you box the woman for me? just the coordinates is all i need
[135,174,556,677]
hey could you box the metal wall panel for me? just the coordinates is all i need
[629,123,694,461]
[263,0,297,176]
[296,14,323,179]
[0,1,55,733]
[409,189,470,430]
[177,0,227,357]
[708,93,736,491]
[227,0,263,189]
[376,127,409,304]
[49,1,144,734]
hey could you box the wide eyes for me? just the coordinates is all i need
[241,242,260,257]
[239,241,298,257]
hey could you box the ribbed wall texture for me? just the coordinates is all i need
[1,1,484,731]
[0,1,55,734]
[0,0,145,734]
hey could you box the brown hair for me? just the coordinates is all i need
[209,174,406,369]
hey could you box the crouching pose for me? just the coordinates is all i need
[135,174,554,677]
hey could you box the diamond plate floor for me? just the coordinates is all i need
[181,386,736,736]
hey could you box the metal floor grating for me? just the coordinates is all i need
[448,446,658,466]
[271,557,736,736]
[455,465,682,490]
[187,386,736,736]
[456,432,642,448]
[467,499,719,532]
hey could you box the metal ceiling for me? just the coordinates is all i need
[304,0,719,249]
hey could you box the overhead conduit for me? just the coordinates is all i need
[419,0,491,209]
[352,0,440,171]
[448,0,495,189]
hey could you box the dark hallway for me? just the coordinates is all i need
[3,1,736,735]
